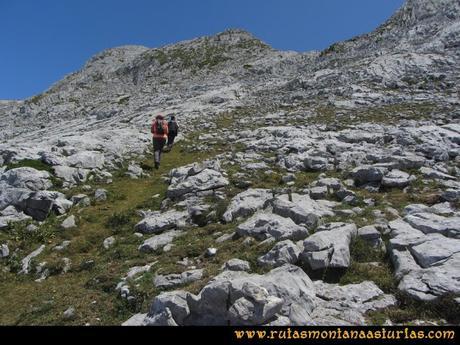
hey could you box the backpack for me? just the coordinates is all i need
[168,120,178,134]
[156,120,165,135]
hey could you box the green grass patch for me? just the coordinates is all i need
[6,159,53,173]
[0,139,225,325]
[368,293,460,325]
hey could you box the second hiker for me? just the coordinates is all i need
[166,115,179,150]
[151,114,169,169]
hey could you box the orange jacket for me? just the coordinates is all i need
[151,120,169,139]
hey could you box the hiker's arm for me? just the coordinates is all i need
[151,122,155,134]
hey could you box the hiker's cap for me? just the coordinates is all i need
[156,114,164,120]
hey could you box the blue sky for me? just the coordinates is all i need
[0,0,404,100]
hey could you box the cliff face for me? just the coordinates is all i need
[1,1,458,139]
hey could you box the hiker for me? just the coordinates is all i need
[167,115,179,150]
[151,114,169,169]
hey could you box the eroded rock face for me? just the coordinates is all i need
[403,212,460,238]
[139,230,184,253]
[0,167,52,191]
[66,151,105,169]
[300,223,358,270]
[0,206,31,229]
[154,269,204,289]
[388,216,460,301]
[270,193,335,229]
[145,264,317,326]
[257,240,301,268]
[135,264,397,326]
[381,169,415,188]
[237,212,309,241]
[53,166,90,186]
[134,210,189,234]
[167,161,229,199]
[310,281,397,325]
[351,165,387,185]
[221,259,251,272]
[222,189,272,223]
[0,184,31,211]
[21,191,72,221]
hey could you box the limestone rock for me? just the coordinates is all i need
[134,210,189,234]
[310,281,397,325]
[103,236,116,249]
[381,169,415,188]
[139,230,184,253]
[300,223,357,270]
[167,161,228,199]
[60,215,77,230]
[0,244,9,258]
[270,193,335,228]
[221,259,251,272]
[19,245,45,274]
[237,211,309,241]
[257,240,301,267]
[0,167,52,191]
[351,165,386,185]
[146,264,316,325]
[222,189,272,223]
[94,188,108,201]
[66,151,105,169]
[154,269,204,289]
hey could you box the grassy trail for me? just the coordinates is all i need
[0,142,222,325]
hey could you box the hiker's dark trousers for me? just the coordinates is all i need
[153,138,166,164]
[167,133,177,148]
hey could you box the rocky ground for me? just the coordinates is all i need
[1,0,460,325]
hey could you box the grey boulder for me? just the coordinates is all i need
[0,206,32,229]
[388,217,460,301]
[221,259,251,272]
[139,230,184,252]
[310,280,397,325]
[0,167,52,191]
[300,223,358,270]
[53,166,90,186]
[0,244,9,258]
[145,291,191,325]
[404,212,460,238]
[146,264,316,325]
[167,161,228,199]
[60,215,77,230]
[66,151,105,169]
[270,193,335,228]
[257,240,301,267]
[237,211,309,241]
[103,236,116,249]
[222,188,272,223]
[381,169,415,188]
[154,269,204,289]
[351,165,386,185]
[94,188,108,201]
[134,210,189,234]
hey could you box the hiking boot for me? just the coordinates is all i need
[154,162,160,170]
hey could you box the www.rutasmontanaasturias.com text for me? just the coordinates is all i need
[233,327,456,341]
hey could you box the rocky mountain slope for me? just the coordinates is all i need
[0,0,459,325]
